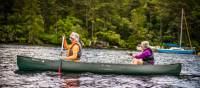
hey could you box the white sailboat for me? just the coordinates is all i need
[157,8,195,54]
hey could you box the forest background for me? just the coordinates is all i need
[1,0,200,51]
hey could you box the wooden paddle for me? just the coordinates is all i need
[58,35,65,76]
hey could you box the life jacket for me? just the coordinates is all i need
[68,43,82,60]
[143,48,154,65]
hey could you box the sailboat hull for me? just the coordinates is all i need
[157,49,194,54]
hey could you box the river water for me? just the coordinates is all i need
[0,44,200,88]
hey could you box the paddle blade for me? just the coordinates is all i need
[57,66,62,77]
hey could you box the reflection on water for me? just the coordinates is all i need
[0,44,200,88]
[64,79,80,88]
[61,74,80,88]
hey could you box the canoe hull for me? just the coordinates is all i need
[17,55,181,75]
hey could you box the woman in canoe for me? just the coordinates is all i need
[63,32,82,62]
[131,41,154,65]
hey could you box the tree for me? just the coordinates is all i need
[21,0,44,44]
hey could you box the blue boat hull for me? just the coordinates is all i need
[157,49,194,54]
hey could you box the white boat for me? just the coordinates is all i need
[157,8,195,54]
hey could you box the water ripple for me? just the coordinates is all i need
[0,44,200,88]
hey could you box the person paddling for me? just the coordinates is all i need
[62,32,82,62]
[131,41,154,65]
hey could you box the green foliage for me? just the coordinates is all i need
[96,31,123,46]
[0,0,200,50]
[22,0,44,44]
[162,36,175,42]
[81,37,91,47]
[56,16,80,35]
[126,28,148,49]
[40,33,58,44]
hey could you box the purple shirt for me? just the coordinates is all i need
[133,48,154,64]
[134,48,152,59]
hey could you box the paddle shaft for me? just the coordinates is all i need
[58,36,65,75]
[61,36,64,53]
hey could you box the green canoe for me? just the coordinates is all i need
[17,55,181,75]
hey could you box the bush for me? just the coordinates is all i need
[96,31,122,46]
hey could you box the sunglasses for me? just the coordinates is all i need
[69,37,73,41]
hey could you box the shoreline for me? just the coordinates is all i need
[0,43,133,51]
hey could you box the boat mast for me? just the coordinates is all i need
[184,13,193,49]
[179,8,184,48]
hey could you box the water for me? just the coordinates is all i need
[0,44,200,88]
